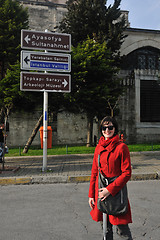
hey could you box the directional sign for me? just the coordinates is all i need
[21,51,71,72]
[20,72,71,92]
[21,29,71,52]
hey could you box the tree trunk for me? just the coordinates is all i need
[86,116,93,147]
[23,114,43,153]
[0,108,4,123]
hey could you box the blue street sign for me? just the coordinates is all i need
[21,51,71,72]
[30,61,69,70]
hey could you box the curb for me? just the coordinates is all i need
[67,173,159,183]
[68,175,91,183]
[131,172,159,181]
[0,172,159,185]
[0,177,32,185]
[130,151,160,156]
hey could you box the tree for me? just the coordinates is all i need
[0,62,43,152]
[0,62,22,168]
[68,38,122,146]
[59,0,107,46]
[59,0,126,52]
[0,0,28,80]
[0,0,29,153]
[0,62,23,130]
[23,114,43,153]
[59,0,126,145]
[0,62,34,127]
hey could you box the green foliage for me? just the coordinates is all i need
[0,0,30,119]
[0,0,29,78]
[105,0,126,52]
[0,62,20,110]
[60,0,107,46]
[59,0,126,52]
[48,92,67,113]
[66,38,122,118]
[7,143,160,157]
[60,0,126,119]
[0,62,42,113]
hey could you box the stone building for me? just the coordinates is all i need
[6,1,160,147]
[120,27,160,143]
[18,0,67,32]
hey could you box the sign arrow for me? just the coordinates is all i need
[20,72,71,92]
[62,79,68,88]
[21,30,71,52]
[24,56,30,64]
[24,35,31,44]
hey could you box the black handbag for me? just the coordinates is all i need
[97,155,128,216]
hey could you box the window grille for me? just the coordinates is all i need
[140,80,160,122]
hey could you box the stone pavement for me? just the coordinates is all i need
[0,151,160,185]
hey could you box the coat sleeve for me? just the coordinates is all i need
[107,143,132,196]
[88,149,98,198]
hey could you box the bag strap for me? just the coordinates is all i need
[98,154,110,186]
[98,154,100,168]
[98,154,102,174]
[98,155,102,178]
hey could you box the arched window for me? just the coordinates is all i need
[121,46,160,70]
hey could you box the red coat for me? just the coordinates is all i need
[88,135,132,225]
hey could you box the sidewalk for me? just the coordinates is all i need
[0,151,160,185]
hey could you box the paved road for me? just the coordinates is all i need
[0,180,159,240]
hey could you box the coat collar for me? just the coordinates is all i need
[98,135,120,154]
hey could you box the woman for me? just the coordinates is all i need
[88,116,133,239]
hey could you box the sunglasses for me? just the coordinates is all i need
[102,126,114,131]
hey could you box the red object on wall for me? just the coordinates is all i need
[120,133,126,142]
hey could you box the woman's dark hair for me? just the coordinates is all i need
[100,116,119,136]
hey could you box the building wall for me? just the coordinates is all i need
[6,109,99,148]
[118,69,160,144]
[134,69,160,143]
[118,71,136,144]
[120,28,160,144]
[57,112,88,145]
[7,108,42,147]
[18,0,67,32]
[121,28,160,56]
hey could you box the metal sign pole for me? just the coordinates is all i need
[103,213,107,240]
[42,29,48,172]
[42,90,48,171]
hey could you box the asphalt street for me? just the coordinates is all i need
[0,180,159,240]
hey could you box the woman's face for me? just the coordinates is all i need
[102,121,115,140]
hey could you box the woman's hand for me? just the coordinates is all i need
[98,188,110,201]
[89,198,95,209]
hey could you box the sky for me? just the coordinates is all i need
[107,0,160,30]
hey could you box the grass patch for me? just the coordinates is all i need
[5,143,160,157]
[128,144,160,152]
